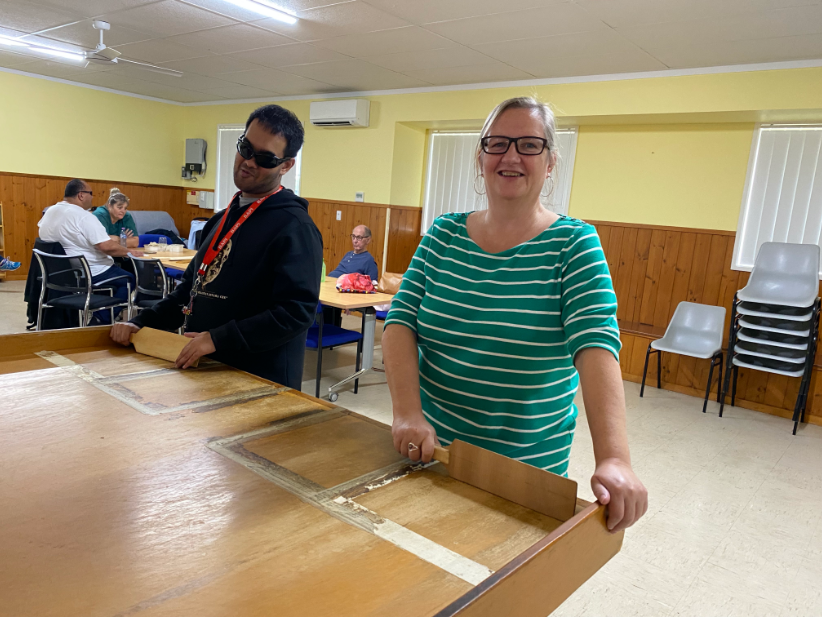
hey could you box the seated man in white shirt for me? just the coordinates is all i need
[39,179,143,323]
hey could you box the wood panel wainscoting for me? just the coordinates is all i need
[307,198,422,278]
[0,171,425,283]
[0,171,212,280]
[589,220,822,428]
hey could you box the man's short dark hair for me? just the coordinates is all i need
[245,105,304,159]
[64,179,88,198]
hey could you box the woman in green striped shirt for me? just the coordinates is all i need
[384,97,647,532]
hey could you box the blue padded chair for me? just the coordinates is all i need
[138,233,176,246]
[306,304,363,399]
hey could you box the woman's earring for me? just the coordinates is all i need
[474,174,486,196]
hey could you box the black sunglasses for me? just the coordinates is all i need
[78,190,94,197]
[237,135,290,169]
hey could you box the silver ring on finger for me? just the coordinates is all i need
[407,442,419,452]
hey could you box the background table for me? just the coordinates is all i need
[140,247,198,272]
[319,277,394,400]
[0,327,621,617]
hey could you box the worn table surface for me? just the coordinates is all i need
[0,328,620,617]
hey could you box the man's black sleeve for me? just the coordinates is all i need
[209,222,323,353]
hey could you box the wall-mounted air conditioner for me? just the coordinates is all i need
[309,99,370,127]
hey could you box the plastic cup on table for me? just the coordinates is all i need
[158,237,168,251]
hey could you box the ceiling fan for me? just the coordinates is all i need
[83,21,181,77]
[0,21,182,77]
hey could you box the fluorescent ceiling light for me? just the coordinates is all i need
[0,34,86,64]
[0,34,29,47]
[222,0,298,24]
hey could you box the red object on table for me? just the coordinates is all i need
[336,273,375,294]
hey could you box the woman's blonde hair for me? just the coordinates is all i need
[474,97,559,194]
[107,187,129,208]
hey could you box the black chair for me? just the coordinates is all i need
[306,304,363,398]
[129,256,170,314]
[25,239,76,330]
[32,250,132,329]
[194,229,204,250]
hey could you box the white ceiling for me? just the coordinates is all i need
[0,0,821,103]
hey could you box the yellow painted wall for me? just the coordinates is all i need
[0,70,184,186]
[182,66,822,214]
[568,124,755,230]
[4,66,822,231]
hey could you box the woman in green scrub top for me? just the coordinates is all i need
[93,188,139,248]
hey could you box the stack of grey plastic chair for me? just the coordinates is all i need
[640,302,726,413]
[719,242,821,434]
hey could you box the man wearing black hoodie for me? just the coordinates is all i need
[110,105,323,389]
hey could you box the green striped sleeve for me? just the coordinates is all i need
[560,224,621,361]
[385,232,432,333]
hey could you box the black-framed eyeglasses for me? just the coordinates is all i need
[78,190,94,197]
[351,234,369,241]
[481,135,549,155]
[237,135,290,169]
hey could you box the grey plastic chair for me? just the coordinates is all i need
[640,302,726,413]
[737,301,813,322]
[737,242,820,308]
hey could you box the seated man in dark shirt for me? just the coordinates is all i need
[325,225,379,326]
[329,225,378,281]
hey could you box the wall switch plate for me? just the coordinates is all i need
[336,210,342,221]
[355,192,364,202]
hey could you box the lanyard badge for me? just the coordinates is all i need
[182,187,283,328]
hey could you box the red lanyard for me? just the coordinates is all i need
[197,187,282,276]
[182,187,282,324]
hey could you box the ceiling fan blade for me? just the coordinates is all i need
[117,57,182,77]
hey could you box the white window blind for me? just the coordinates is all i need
[214,124,302,213]
[421,128,578,233]
[733,124,822,277]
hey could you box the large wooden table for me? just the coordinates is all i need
[0,327,622,617]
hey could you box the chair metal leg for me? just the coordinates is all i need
[314,315,324,399]
[793,298,820,434]
[792,359,814,435]
[702,356,716,414]
[719,295,739,416]
[731,365,738,407]
[657,348,662,390]
[640,343,652,398]
[792,386,803,435]
[715,354,724,404]
[36,303,45,332]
